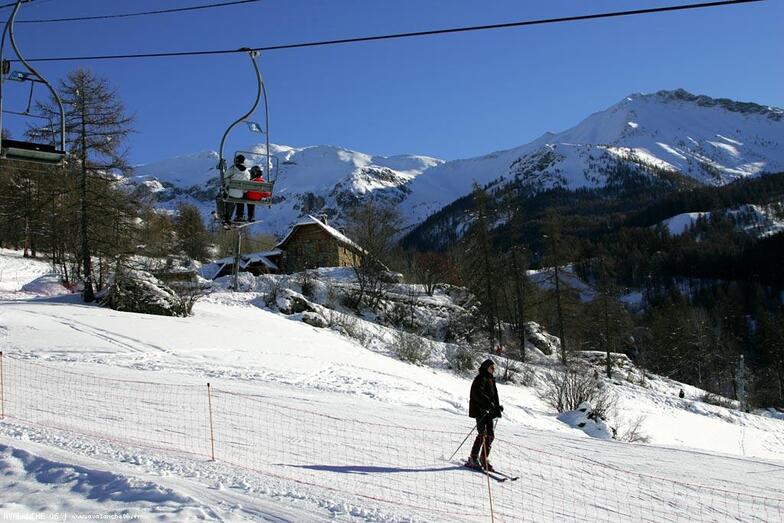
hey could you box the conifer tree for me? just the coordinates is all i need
[544,208,569,365]
[175,204,210,261]
[460,185,501,350]
[35,68,135,301]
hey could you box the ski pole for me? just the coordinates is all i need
[448,410,489,462]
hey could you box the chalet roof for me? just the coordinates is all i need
[243,249,281,270]
[213,248,281,272]
[276,215,365,254]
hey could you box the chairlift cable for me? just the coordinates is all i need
[0,0,54,11]
[12,0,264,24]
[10,0,766,63]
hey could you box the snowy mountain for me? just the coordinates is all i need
[129,144,442,236]
[130,89,784,237]
[400,89,784,225]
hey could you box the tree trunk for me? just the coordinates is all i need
[80,109,95,302]
[511,246,526,362]
[554,261,568,365]
[603,290,612,378]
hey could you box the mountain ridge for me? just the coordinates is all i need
[128,89,784,237]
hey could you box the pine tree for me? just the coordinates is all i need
[544,208,569,365]
[505,192,529,362]
[174,204,210,261]
[34,68,135,301]
[736,355,750,411]
[460,185,502,350]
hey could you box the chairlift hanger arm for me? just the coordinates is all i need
[1,0,65,153]
[2,108,47,119]
[218,49,262,180]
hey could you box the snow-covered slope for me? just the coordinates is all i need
[660,202,784,237]
[400,89,784,225]
[0,249,53,296]
[131,90,784,238]
[1,251,783,520]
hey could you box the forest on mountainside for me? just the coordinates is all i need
[399,173,784,408]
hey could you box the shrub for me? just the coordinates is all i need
[539,366,615,419]
[614,415,651,444]
[298,270,316,299]
[263,278,284,308]
[327,310,369,346]
[450,344,477,373]
[499,357,521,382]
[518,364,538,387]
[394,329,432,365]
[169,279,211,315]
[444,308,482,344]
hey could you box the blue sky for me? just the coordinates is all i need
[2,0,782,165]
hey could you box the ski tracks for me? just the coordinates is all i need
[17,307,174,357]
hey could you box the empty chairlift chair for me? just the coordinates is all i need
[0,1,67,168]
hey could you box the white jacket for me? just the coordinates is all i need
[227,166,250,198]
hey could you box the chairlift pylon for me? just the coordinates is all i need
[0,0,66,166]
[215,49,278,229]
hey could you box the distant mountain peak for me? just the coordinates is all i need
[622,89,783,120]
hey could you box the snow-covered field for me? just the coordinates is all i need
[1,251,783,521]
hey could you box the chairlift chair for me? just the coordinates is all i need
[215,49,278,225]
[221,149,278,205]
[1,138,64,164]
[0,1,66,167]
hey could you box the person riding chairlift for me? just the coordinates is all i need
[243,164,272,222]
[228,154,250,222]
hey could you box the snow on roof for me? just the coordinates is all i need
[248,248,283,259]
[276,215,365,253]
[242,250,281,270]
[212,248,281,271]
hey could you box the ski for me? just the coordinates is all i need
[463,462,509,482]
[491,469,519,481]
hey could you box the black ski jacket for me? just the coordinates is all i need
[469,359,500,419]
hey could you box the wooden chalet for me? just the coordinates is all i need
[274,215,364,273]
[207,215,365,279]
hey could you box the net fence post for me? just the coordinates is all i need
[0,351,4,420]
[482,434,496,523]
[207,382,215,461]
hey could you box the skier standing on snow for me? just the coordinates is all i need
[468,358,503,471]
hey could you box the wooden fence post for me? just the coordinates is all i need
[207,382,215,461]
